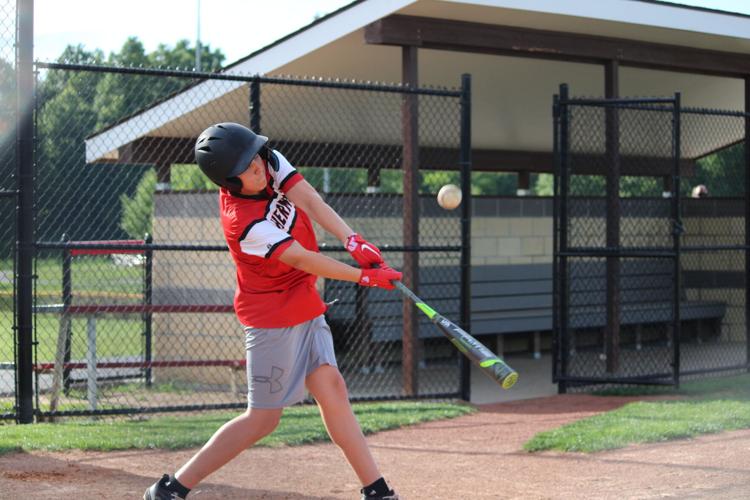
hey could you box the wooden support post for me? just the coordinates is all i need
[86,316,98,411]
[604,60,621,374]
[635,324,643,351]
[517,171,531,196]
[532,331,541,359]
[155,162,171,191]
[401,45,420,396]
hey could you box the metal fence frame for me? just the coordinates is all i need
[553,84,750,391]
[10,59,472,422]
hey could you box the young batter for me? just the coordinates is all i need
[144,123,401,500]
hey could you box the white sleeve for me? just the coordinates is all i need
[239,219,293,258]
[267,150,298,193]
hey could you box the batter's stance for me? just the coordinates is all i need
[144,123,401,499]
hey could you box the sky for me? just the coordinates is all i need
[32,0,353,64]
[28,0,750,66]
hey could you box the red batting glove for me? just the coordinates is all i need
[358,267,402,290]
[345,233,384,269]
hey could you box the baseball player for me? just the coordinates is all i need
[144,123,401,500]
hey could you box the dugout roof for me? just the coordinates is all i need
[84,0,750,176]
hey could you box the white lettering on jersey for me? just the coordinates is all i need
[239,195,297,258]
[267,195,296,233]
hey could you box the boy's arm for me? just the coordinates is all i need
[278,241,401,289]
[285,179,353,244]
[285,179,385,268]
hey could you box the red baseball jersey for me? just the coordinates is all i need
[219,150,326,328]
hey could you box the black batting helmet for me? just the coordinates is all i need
[194,123,268,190]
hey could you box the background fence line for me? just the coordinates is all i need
[4,58,470,421]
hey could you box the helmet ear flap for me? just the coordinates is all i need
[225,176,243,191]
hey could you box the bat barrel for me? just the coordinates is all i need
[393,279,519,390]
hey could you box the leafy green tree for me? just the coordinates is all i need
[0,56,14,188]
[150,39,224,72]
[171,164,217,191]
[95,38,224,129]
[32,38,225,245]
[35,45,107,244]
[688,143,745,197]
[120,169,156,239]
[0,57,15,257]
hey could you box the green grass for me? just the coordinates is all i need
[0,256,145,362]
[0,401,474,455]
[0,314,142,363]
[1,256,144,298]
[524,374,750,453]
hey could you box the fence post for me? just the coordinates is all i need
[557,84,570,394]
[459,73,472,402]
[62,234,73,393]
[604,61,621,374]
[552,93,560,385]
[250,79,261,133]
[745,76,750,373]
[49,233,72,416]
[401,46,420,396]
[144,233,153,387]
[86,315,97,410]
[672,92,682,388]
[15,0,35,424]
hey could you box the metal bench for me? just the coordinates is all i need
[325,261,727,358]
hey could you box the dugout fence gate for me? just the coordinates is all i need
[6,57,473,422]
[553,84,750,390]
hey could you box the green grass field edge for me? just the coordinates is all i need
[0,400,475,455]
[524,373,750,453]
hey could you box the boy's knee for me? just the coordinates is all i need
[326,368,349,398]
[244,408,282,436]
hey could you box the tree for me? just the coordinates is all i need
[33,38,226,245]
[0,57,15,258]
[688,143,745,197]
[95,38,224,130]
[120,169,156,239]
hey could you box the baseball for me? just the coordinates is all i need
[437,184,462,210]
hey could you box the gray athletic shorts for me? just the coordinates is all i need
[243,314,337,409]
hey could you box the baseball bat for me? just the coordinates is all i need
[393,279,518,390]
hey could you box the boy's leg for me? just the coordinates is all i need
[174,407,283,488]
[305,364,380,485]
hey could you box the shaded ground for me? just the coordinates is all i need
[1,394,748,499]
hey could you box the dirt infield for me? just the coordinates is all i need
[2,394,749,499]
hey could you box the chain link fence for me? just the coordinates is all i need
[680,107,748,380]
[554,85,749,389]
[8,62,468,420]
[0,0,18,418]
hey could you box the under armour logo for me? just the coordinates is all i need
[252,366,284,393]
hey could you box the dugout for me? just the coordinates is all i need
[81,0,750,400]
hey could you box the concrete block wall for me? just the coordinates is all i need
[151,193,746,384]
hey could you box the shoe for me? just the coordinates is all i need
[360,487,399,499]
[144,474,186,500]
